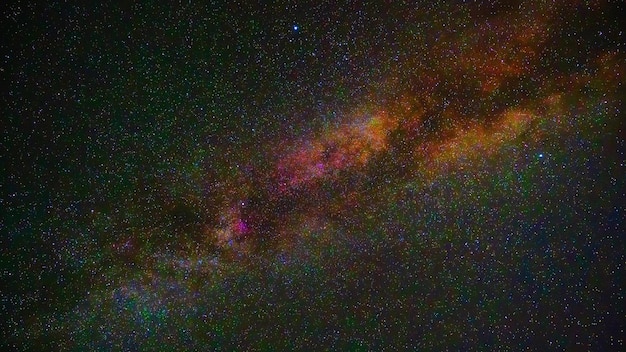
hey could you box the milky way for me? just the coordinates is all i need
[3,1,625,350]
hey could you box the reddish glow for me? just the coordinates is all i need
[235,219,249,235]
[274,111,398,193]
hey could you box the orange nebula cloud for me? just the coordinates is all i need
[274,110,398,192]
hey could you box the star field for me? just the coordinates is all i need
[2,1,625,350]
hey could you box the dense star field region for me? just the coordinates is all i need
[2,0,625,350]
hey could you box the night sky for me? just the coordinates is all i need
[2,0,625,350]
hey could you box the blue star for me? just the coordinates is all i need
[293,24,299,31]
